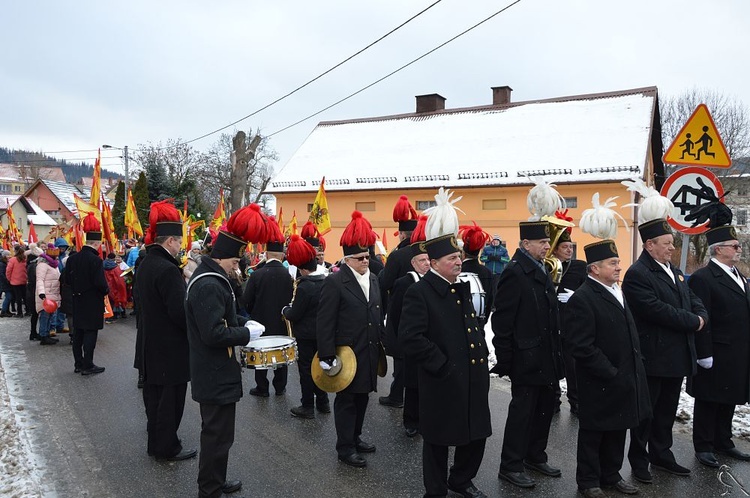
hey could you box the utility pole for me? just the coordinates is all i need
[123,145,129,194]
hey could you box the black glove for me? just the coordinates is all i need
[39,293,46,299]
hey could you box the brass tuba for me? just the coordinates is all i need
[541,215,575,286]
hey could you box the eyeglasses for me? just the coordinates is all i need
[348,255,370,261]
[719,244,742,251]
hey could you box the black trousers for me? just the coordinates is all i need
[404,386,420,431]
[12,284,25,315]
[296,338,328,407]
[628,375,682,469]
[576,428,626,489]
[386,356,405,402]
[693,399,736,453]
[500,383,556,472]
[29,310,38,337]
[198,403,236,498]
[254,365,288,393]
[562,338,578,408]
[423,438,486,497]
[144,383,187,458]
[334,392,369,456]
[72,327,99,370]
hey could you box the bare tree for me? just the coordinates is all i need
[131,139,203,199]
[198,128,277,214]
[660,88,750,268]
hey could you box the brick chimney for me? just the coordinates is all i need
[491,86,513,105]
[415,93,446,113]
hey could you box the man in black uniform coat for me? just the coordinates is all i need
[282,234,329,419]
[391,244,431,438]
[622,218,707,483]
[186,206,263,498]
[401,233,492,498]
[492,221,564,489]
[378,197,419,408]
[62,213,109,375]
[552,225,587,414]
[565,240,650,497]
[459,222,494,329]
[687,224,750,467]
[317,211,383,468]
[134,201,195,462]
[242,238,293,397]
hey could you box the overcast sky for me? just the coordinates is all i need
[2,0,748,178]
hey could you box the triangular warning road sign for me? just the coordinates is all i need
[663,104,731,168]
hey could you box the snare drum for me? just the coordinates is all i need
[458,272,486,320]
[240,336,297,370]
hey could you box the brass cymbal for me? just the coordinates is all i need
[312,346,357,393]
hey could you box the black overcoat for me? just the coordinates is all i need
[557,259,587,338]
[400,270,491,446]
[490,249,563,384]
[134,245,189,386]
[391,272,421,385]
[317,264,382,394]
[282,273,325,341]
[185,258,250,405]
[379,238,413,313]
[62,245,109,330]
[687,261,750,404]
[565,278,651,431]
[241,260,293,337]
[621,251,707,378]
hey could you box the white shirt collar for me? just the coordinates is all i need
[588,275,624,306]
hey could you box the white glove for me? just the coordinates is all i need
[245,320,265,341]
[319,358,338,371]
[697,357,713,369]
[557,288,575,303]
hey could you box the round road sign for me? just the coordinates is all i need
[660,166,724,235]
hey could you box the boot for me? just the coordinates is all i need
[29,331,40,341]
[40,336,59,345]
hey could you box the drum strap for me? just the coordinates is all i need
[186,272,235,303]
[408,271,421,283]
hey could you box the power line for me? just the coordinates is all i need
[179,0,445,147]
[268,0,522,144]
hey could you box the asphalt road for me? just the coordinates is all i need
[1,315,748,498]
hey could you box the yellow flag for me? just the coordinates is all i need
[309,177,331,235]
[124,188,143,237]
[211,188,226,231]
[90,149,101,208]
[74,193,101,224]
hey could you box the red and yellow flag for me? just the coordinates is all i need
[74,193,102,223]
[124,188,143,238]
[210,188,226,231]
[309,177,331,235]
[277,207,285,234]
[5,199,22,243]
[27,221,38,244]
[101,194,118,252]
[90,148,102,208]
[285,210,298,237]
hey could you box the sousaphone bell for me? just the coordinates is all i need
[540,215,575,286]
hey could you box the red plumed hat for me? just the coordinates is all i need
[286,234,317,270]
[318,235,326,251]
[393,195,418,232]
[265,215,286,252]
[300,221,320,247]
[459,221,490,256]
[340,211,375,256]
[410,215,428,244]
[145,199,182,245]
[82,212,102,241]
[211,204,266,259]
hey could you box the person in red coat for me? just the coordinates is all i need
[103,253,128,320]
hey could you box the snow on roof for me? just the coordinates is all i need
[40,179,91,216]
[24,198,57,226]
[0,164,66,183]
[267,87,657,193]
[0,194,20,209]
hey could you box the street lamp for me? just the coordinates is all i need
[102,144,130,194]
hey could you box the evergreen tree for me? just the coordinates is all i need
[112,181,126,238]
[133,171,150,234]
[142,156,174,201]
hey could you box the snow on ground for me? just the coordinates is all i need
[0,357,43,498]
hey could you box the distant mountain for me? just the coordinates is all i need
[0,147,122,184]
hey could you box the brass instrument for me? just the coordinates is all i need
[541,215,575,286]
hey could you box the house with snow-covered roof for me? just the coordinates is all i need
[266,85,665,266]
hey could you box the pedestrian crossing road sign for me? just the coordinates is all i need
[663,104,731,168]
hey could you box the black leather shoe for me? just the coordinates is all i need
[222,479,242,493]
[248,387,269,397]
[338,452,366,468]
[498,469,535,488]
[447,483,487,498]
[275,389,286,396]
[81,365,105,375]
[405,427,419,438]
[579,488,606,498]
[74,367,81,374]
[717,447,750,461]
[696,451,720,467]
[40,337,59,345]
[316,403,331,413]
[604,479,638,495]
[156,448,197,462]
[290,406,315,419]
[524,460,562,477]
[631,467,652,484]
[355,440,376,453]
[651,459,690,476]
[378,396,403,408]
